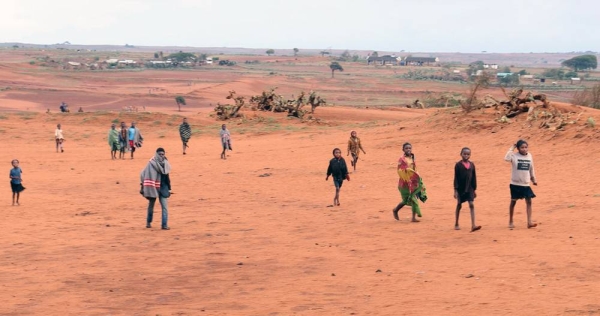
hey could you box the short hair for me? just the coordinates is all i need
[461,147,471,154]
[156,147,165,153]
[516,139,528,148]
[332,147,341,155]
[402,142,411,150]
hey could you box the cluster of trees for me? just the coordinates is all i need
[562,55,597,71]
[218,60,236,66]
[541,68,578,80]
[336,50,361,62]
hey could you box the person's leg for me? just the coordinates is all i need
[59,140,64,152]
[509,200,517,228]
[16,192,19,205]
[131,146,135,159]
[335,187,341,206]
[393,202,405,220]
[455,202,462,230]
[12,192,15,206]
[411,205,420,222]
[56,139,59,152]
[146,198,156,228]
[182,141,187,154]
[221,146,227,159]
[159,196,169,229]
[526,198,536,228]
[469,201,481,231]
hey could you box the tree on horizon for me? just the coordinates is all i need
[293,48,299,56]
[266,49,275,56]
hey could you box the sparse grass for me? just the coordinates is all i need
[0,114,7,120]
[567,204,576,208]
[81,134,90,139]
[17,112,37,120]
[111,118,120,124]
[152,120,162,126]
[587,117,595,128]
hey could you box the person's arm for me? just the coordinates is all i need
[504,145,515,162]
[326,162,332,180]
[342,159,349,178]
[347,140,351,156]
[529,155,537,185]
[359,140,366,154]
[472,163,477,196]
[454,163,459,198]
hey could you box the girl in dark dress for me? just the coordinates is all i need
[454,148,481,232]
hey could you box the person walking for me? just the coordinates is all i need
[108,123,120,160]
[55,124,65,153]
[128,122,143,159]
[179,118,192,155]
[140,148,172,230]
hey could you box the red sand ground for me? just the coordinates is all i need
[1,53,600,315]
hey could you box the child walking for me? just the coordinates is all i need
[220,124,232,160]
[55,124,64,153]
[10,159,25,206]
[347,131,366,172]
[393,143,427,222]
[454,147,481,232]
[505,140,537,229]
[326,148,349,207]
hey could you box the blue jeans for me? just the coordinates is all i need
[147,197,168,227]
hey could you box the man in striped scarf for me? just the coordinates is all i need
[140,148,172,230]
[179,118,192,155]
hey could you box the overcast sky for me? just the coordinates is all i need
[1,0,598,53]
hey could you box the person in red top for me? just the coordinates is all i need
[453,147,481,232]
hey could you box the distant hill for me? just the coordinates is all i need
[0,42,597,67]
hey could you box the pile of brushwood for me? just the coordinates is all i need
[214,90,245,120]
[249,89,326,118]
[463,87,584,131]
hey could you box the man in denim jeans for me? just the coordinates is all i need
[140,148,172,230]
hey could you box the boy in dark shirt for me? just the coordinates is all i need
[326,148,349,207]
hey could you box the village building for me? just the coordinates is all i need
[367,55,400,65]
[402,56,439,66]
[483,64,499,69]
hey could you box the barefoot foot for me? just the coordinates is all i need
[411,219,420,223]
[393,209,399,221]
[527,223,537,229]
[471,225,482,232]
[455,225,460,230]
[508,223,515,229]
